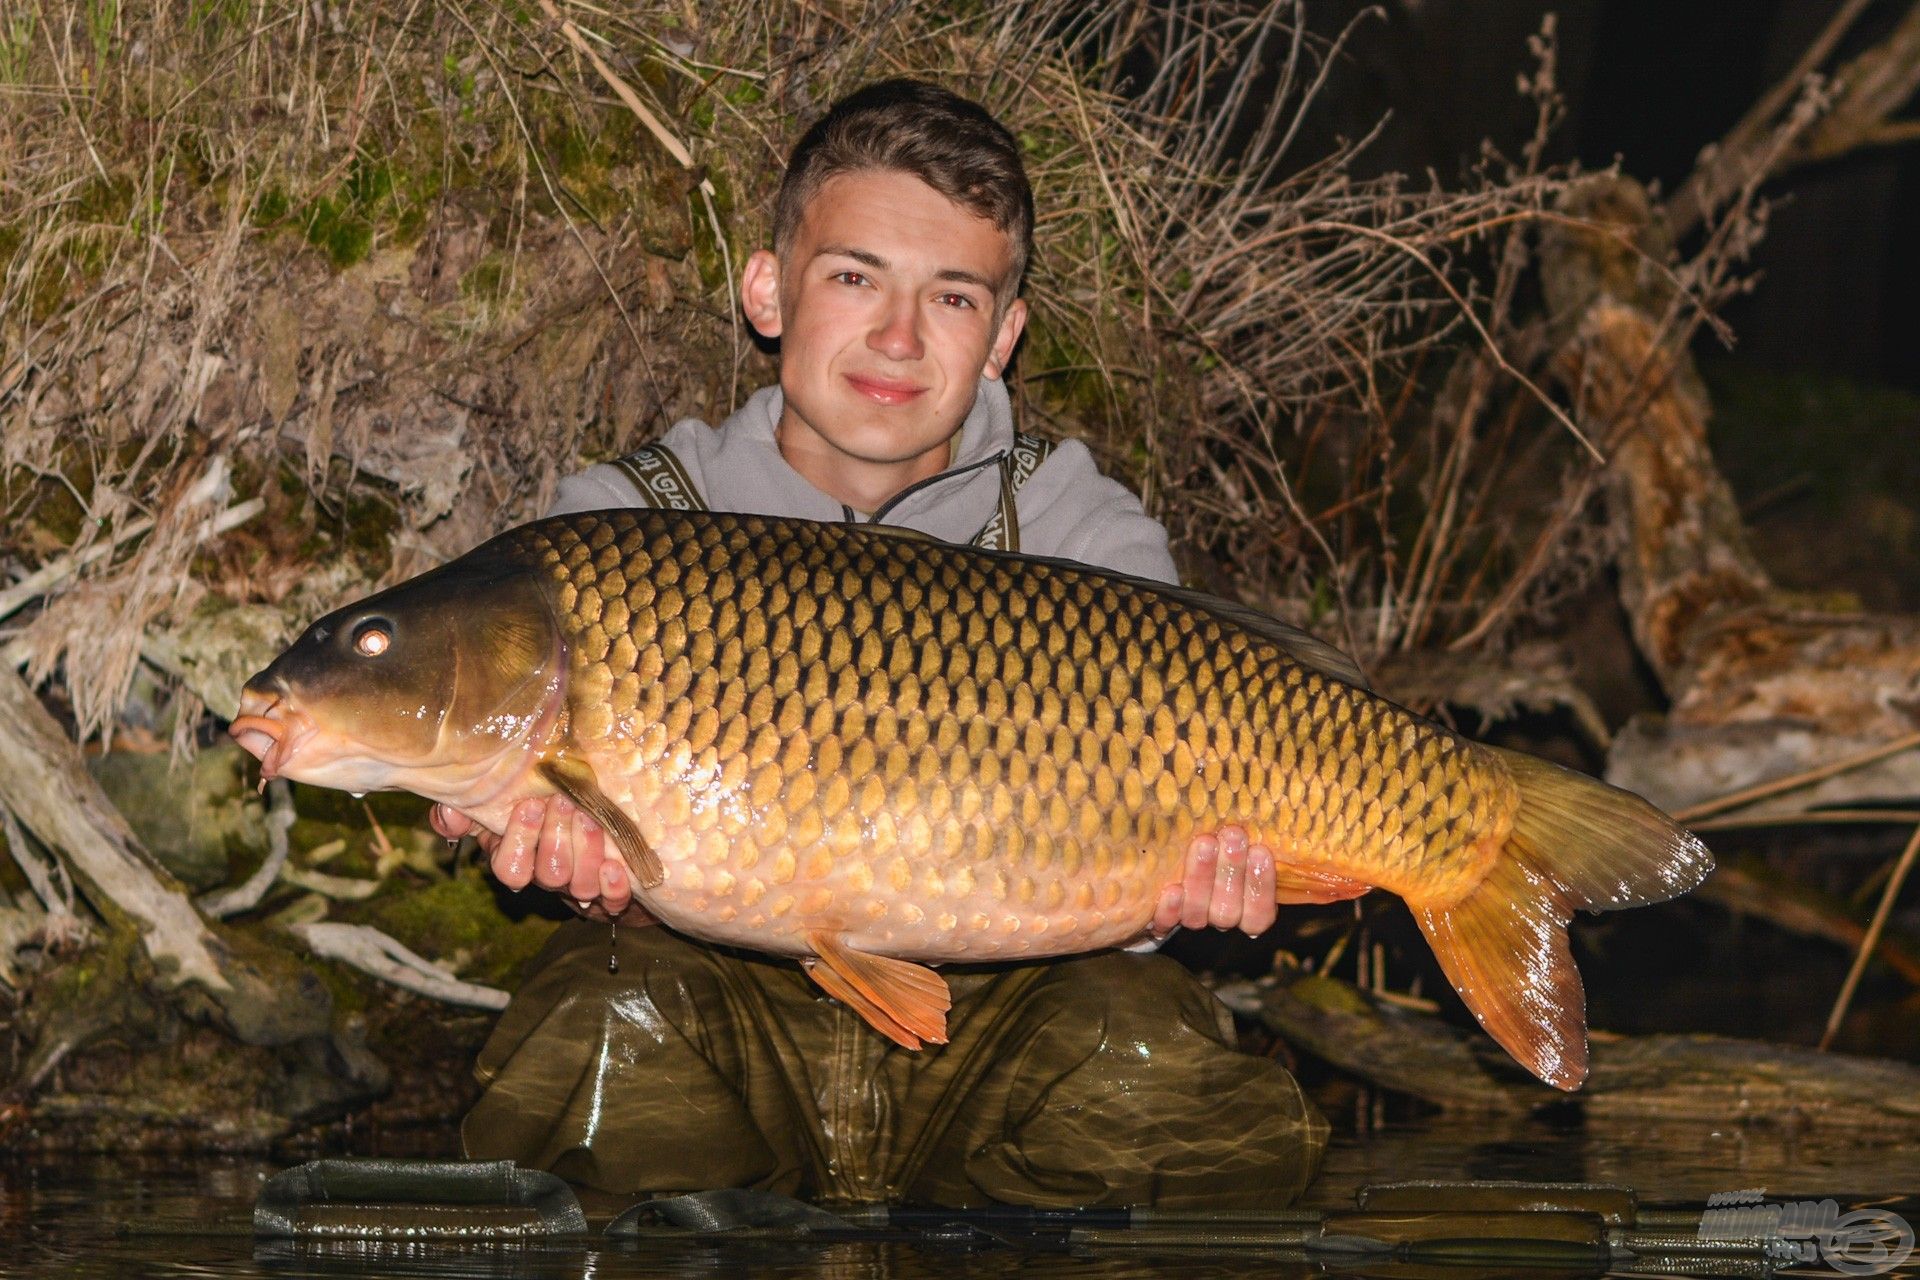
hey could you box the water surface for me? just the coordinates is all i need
[5,1114,1914,1278]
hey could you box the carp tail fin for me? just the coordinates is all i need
[1414,749,1712,1091]
[804,931,951,1050]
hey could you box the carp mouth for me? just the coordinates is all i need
[227,659,571,810]
[230,686,323,788]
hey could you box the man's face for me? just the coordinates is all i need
[742,169,1028,499]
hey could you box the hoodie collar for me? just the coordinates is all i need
[707,377,1014,543]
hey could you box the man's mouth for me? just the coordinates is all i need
[844,373,928,405]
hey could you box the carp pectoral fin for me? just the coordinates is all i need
[803,930,951,1050]
[1272,862,1373,905]
[537,758,664,889]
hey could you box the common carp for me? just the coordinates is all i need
[231,508,1710,1088]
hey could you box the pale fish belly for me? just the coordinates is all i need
[597,750,1185,962]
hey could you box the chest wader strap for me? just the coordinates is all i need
[612,442,706,511]
[969,432,1054,553]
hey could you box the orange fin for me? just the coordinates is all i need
[803,930,950,1050]
[1272,860,1373,905]
[1415,748,1714,1091]
[1489,747,1713,909]
[538,757,664,888]
[1415,856,1587,1090]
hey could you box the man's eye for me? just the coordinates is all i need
[832,271,868,286]
[937,293,977,309]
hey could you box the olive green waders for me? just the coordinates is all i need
[463,922,1327,1207]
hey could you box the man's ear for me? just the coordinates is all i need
[740,249,784,338]
[984,297,1027,380]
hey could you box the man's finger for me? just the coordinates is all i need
[532,797,573,890]
[429,803,474,841]
[489,800,542,890]
[1151,885,1183,939]
[1243,846,1277,936]
[1179,835,1218,931]
[598,859,631,917]
[567,810,603,903]
[1209,836,1248,930]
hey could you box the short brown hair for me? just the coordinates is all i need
[772,79,1034,306]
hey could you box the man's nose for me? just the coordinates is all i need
[867,296,924,361]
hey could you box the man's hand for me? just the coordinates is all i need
[431,798,653,925]
[1150,826,1277,941]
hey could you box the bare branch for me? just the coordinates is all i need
[287,922,509,1011]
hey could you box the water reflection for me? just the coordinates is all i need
[3,1113,1914,1280]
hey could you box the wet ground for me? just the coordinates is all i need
[4,1113,1914,1279]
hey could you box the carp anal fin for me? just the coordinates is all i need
[537,757,664,889]
[803,930,951,1050]
[1414,749,1713,1092]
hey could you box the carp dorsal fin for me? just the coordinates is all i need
[803,930,951,1050]
[537,757,664,889]
[844,524,1369,690]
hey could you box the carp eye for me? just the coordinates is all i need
[352,619,392,657]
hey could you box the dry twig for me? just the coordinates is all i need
[1821,823,1920,1050]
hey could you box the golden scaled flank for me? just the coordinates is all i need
[499,512,1506,961]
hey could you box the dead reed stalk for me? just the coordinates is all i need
[0,1,1738,743]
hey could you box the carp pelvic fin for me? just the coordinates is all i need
[538,757,664,888]
[803,930,951,1050]
[1270,859,1373,905]
[1414,749,1713,1092]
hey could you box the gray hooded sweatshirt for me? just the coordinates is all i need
[548,378,1178,585]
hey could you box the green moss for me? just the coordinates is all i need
[460,254,509,302]
[187,0,252,38]
[366,876,558,989]
[252,184,291,227]
[639,171,695,258]
[74,173,136,224]
[1703,360,1920,610]
[339,485,404,574]
[307,954,372,1015]
[442,50,476,100]
[285,148,441,269]
[1289,973,1374,1015]
[1704,361,1920,510]
[1022,325,1114,422]
[302,196,374,269]
[37,929,140,1008]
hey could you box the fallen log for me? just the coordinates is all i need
[1222,975,1920,1132]
[0,665,331,1050]
[1539,177,1920,817]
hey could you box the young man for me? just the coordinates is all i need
[443,80,1326,1208]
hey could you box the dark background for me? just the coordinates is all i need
[1298,0,1918,393]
